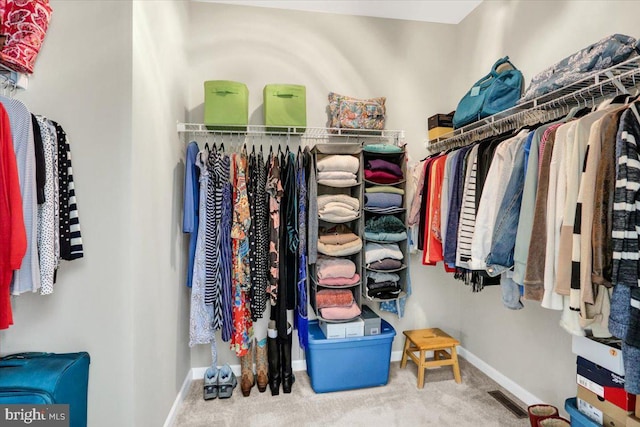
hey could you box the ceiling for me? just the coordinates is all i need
[202,1,483,25]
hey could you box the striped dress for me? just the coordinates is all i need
[219,155,234,342]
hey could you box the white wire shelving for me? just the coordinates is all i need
[177,123,405,146]
[427,55,640,153]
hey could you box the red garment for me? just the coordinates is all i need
[364,169,402,184]
[422,154,447,266]
[0,104,26,329]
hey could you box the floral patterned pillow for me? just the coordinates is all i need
[327,92,386,131]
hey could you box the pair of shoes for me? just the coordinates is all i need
[203,367,218,400]
[240,341,256,397]
[218,364,237,399]
[267,321,296,396]
[203,364,237,400]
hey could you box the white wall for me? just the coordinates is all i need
[453,0,640,410]
[0,1,135,426]
[186,1,462,368]
[131,1,190,426]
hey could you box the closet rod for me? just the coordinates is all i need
[427,55,640,154]
[177,123,405,146]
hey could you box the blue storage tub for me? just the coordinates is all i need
[306,318,396,393]
[565,397,600,427]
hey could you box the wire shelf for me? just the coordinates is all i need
[177,123,404,145]
[427,55,640,153]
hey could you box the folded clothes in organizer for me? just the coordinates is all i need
[364,207,403,214]
[367,287,401,299]
[365,185,405,195]
[317,255,357,279]
[365,242,403,264]
[366,271,400,283]
[319,224,359,245]
[317,194,360,211]
[364,144,403,154]
[364,193,402,209]
[364,169,403,184]
[364,231,407,242]
[319,210,359,223]
[368,258,403,271]
[318,273,361,287]
[316,289,354,309]
[365,215,406,234]
[366,158,403,176]
[318,238,363,256]
[320,302,362,320]
[317,155,360,174]
[318,179,358,187]
[317,171,357,180]
[367,280,398,291]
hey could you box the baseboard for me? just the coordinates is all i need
[162,369,193,427]
[457,346,543,406]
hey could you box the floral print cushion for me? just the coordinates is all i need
[520,34,640,103]
[327,92,386,131]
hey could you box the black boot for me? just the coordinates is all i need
[267,321,281,396]
[281,323,295,394]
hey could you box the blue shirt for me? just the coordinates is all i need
[183,141,200,287]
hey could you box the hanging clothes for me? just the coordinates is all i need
[296,148,308,349]
[266,153,283,307]
[219,154,234,342]
[3,96,40,295]
[34,116,56,295]
[189,149,215,347]
[183,141,200,288]
[0,103,26,330]
[230,153,253,356]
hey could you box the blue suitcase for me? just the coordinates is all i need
[0,352,90,427]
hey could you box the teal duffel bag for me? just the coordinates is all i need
[452,56,523,129]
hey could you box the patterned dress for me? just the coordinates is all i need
[230,153,253,356]
[189,150,215,348]
[265,154,283,306]
[296,150,309,348]
[250,149,269,320]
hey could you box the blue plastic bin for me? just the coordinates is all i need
[565,397,600,427]
[306,319,396,393]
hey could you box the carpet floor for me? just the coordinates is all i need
[173,357,530,426]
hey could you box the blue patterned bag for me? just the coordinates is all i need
[520,34,640,103]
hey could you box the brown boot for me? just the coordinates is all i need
[255,338,268,393]
[240,341,255,397]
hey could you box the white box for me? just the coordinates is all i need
[319,318,364,339]
[572,335,624,376]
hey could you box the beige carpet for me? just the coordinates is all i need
[173,357,530,427]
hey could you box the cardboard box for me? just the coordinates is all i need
[578,385,632,427]
[319,318,364,339]
[636,395,640,418]
[360,305,381,336]
[428,126,453,141]
[577,356,636,411]
[573,335,625,376]
[628,415,640,427]
[427,112,454,130]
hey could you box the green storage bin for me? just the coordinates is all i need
[263,84,306,132]
[204,80,249,130]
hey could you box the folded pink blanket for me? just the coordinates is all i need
[318,273,361,286]
[316,289,354,308]
[317,256,356,279]
[320,303,362,320]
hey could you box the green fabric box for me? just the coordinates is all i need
[204,80,249,130]
[263,84,306,132]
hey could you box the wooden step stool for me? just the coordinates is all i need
[400,328,461,388]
